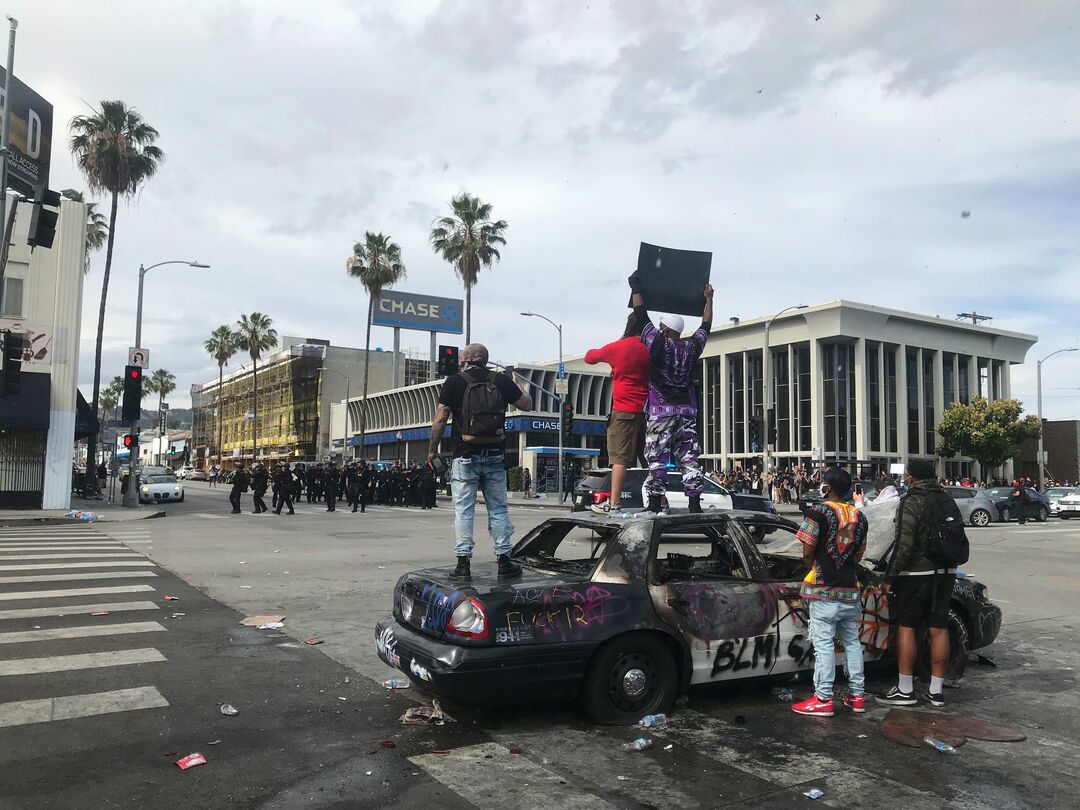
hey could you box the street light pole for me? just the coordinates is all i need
[1036,347,1078,490]
[0,15,17,251]
[123,260,210,507]
[762,305,808,480]
[522,312,564,502]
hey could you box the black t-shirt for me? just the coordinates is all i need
[438,365,524,457]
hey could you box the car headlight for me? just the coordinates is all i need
[399,592,413,622]
[140,487,149,493]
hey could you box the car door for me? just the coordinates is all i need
[651,520,782,684]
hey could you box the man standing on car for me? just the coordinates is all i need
[629,275,713,513]
[584,312,651,514]
[229,461,249,514]
[878,459,955,708]
[426,343,533,581]
[791,467,869,717]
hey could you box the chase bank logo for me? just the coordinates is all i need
[443,305,458,322]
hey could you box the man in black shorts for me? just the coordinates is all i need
[878,459,955,708]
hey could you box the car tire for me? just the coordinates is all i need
[1037,507,1049,523]
[581,633,677,725]
[1000,507,1010,522]
[916,609,970,683]
[969,509,991,528]
[179,493,185,503]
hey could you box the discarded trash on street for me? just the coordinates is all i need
[239,615,284,627]
[771,687,795,701]
[509,746,523,754]
[304,637,323,645]
[171,612,185,618]
[924,737,958,755]
[219,703,239,716]
[207,740,222,745]
[256,622,285,630]
[638,713,667,728]
[89,611,109,617]
[663,744,674,751]
[380,740,396,749]
[399,699,454,726]
[803,788,824,800]
[384,678,410,690]
[617,776,631,782]
[176,753,208,770]
[621,738,653,752]
[163,595,179,601]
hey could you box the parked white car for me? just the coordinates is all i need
[1045,486,1076,516]
[1057,489,1080,520]
[176,465,195,480]
[139,474,185,504]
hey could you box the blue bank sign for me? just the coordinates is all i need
[370,290,464,335]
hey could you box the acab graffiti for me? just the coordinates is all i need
[499,585,629,644]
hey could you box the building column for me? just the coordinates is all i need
[933,349,945,476]
[896,344,909,467]
[853,338,868,466]
[967,355,978,403]
[742,350,750,459]
[1001,361,1012,399]
[718,356,730,469]
[809,339,824,463]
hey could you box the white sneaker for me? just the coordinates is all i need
[589,500,613,515]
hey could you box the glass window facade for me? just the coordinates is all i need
[958,356,970,404]
[728,355,745,454]
[885,348,898,453]
[906,349,920,454]
[923,352,935,454]
[795,347,811,451]
[773,349,790,452]
[943,353,955,404]
[867,343,881,452]
[822,343,856,455]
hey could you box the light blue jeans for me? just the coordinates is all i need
[808,599,865,700]
[451,454,514,558]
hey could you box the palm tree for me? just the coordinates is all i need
[99,386,119,423]
[62,190,109,273]
[146,368,176,465]
[234,313,278,460]
[429,192,507,344]
[346,232,406,448]
[204,325,237,465]
[69,100,164,482]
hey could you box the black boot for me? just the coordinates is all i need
[498,555,522,578]
[647,494,663,513]
[450,556,471,581]
[688,496,702,514]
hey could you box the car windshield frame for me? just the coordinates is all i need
[513,518,620,575]
[144,475,179,485]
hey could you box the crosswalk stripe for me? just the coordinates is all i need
[0,686,170,728]
[0,571,158,585]
[0,546,136,552]
[0,584,156,602]
[410,742,616,810]
[0,561,155,571]
[0,620,166,644]
[653,716,946,808]
[0,601,160,620]
[0,647,166,676]
[0,553,144,561]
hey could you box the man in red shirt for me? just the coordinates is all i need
[584,313,650,514]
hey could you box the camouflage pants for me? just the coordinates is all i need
[644,414,704,497]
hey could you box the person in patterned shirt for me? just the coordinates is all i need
[790,466,869,718]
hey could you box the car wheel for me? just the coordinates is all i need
[1062,515,1071,520]
[969,509,991,528]
[1037,507,1049,523]
[916,610,970,683]
[581,633,677,725]
[1000,507,1010,522]
[179,493,185,503]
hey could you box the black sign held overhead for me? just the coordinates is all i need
[628,242,712,317]
[0,67,53,198]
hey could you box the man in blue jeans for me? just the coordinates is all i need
[791,467,869,717]
[427,343,533,581]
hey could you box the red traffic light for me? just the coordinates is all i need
[123,434,138,448]
[128,368,140,380]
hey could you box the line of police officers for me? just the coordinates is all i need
[228,460,439,515]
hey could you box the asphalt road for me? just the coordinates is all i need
[5,482,1080,808]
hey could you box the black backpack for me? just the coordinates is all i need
[458,370,506,444]
[920,489,970,568]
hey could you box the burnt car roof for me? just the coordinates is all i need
[562,509,795,528]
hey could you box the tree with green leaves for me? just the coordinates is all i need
[234,313,278,459]
[147,368,176,429]
[937,397,1041,477]
[429,192,507,344]
[204,325,237,464]
[346,232,406,449]
[69,100,164,480]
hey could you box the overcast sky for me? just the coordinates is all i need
[12,0,1080,417]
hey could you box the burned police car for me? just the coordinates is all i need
[375,510,1001,724]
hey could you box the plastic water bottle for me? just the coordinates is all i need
[621,738,653,751]
[923,736,958,754]
[383,678,409,690]
[638,713,667,728]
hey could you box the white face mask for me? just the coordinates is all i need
[819,484,829,497]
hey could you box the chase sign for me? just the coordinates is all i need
[370,291,464,335]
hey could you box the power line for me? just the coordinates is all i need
[956,311,993,325]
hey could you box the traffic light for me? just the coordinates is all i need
[27,204,58,250]
[1,332,23,396]
[437,345,459,377]
[121,365,143,421]
[561,399,574,442]
[767,407,778,445]
[122,433,139,449]
[748,416,762,451]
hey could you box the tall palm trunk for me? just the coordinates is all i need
[360,295,375,453]
[84,191,119,488]
[217,363,225,465]
[251,358,259,460]
[464,284,472,345]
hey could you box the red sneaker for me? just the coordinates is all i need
[791,695,834,717]
[842,694,866,713]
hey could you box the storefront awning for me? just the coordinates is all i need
[0,371,50,429]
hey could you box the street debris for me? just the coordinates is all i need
[617,776,631,782]
[207,740,222,745]
[973,653,997,668]
[804,788,824,800]
[509,746,523,754]
[924,737,958,755]
[674,694,690,708]
[65,510,98,522]
[384,678,410,690]
[771,687,795,701]
[399,700,453,726]
[304,637,323,645]
[621,738,653,752]
[880,708,1026,749]
[734,714,746,726]
[239,615,285,627]
[663,744,674,751]
[163,595,179,601]
[89,611,109,617]
[638,713,666,728]
[219,703,239,716]
[171,612,185,618]
[380,740,396,749]
[257,622,284,630]
[176,753,208,770]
